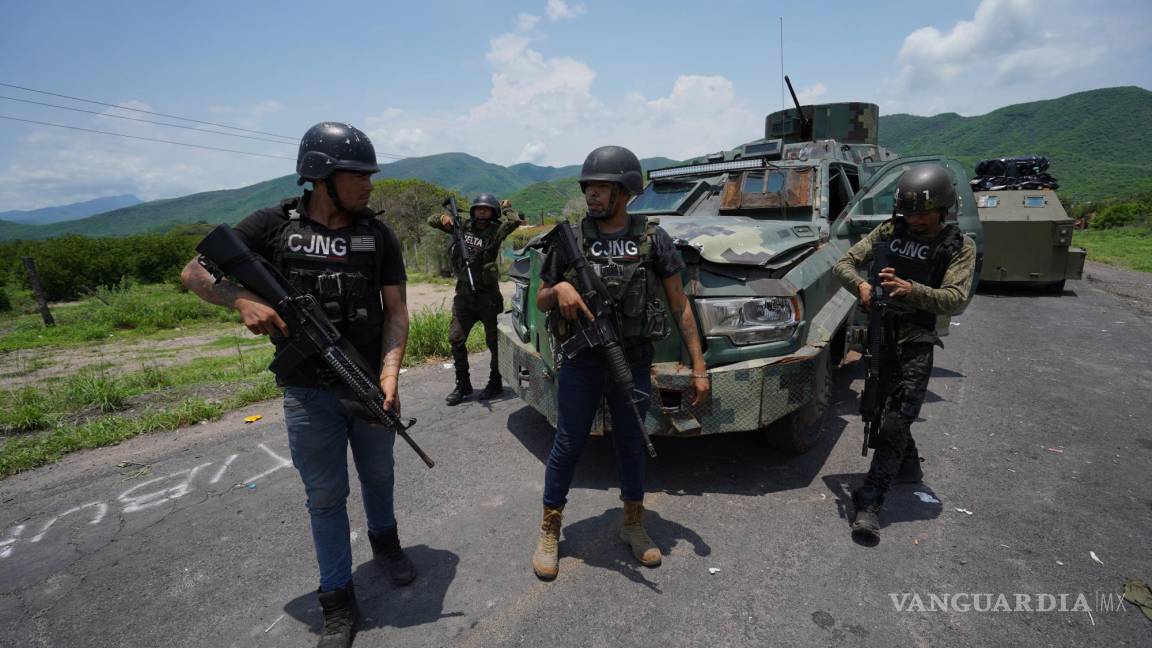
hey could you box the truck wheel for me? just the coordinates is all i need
[765,347,833,454]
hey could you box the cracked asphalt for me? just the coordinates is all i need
[1,274,1150,647]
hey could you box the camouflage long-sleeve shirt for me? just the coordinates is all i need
[833,221,977,343]
[427,208,523,291]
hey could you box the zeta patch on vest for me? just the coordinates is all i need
[283,232,353,263]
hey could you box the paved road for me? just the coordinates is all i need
[2,277,1150,647]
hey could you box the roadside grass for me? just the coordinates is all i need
[1073,227,1152,273]
[0,301,492,478]
[0,284,239,351]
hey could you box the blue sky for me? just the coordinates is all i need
[1,0,1149,210]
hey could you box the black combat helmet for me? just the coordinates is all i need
[579,145,644,195]
[894,163,956,216]
[469,193,501,219]
[296,122,380,186]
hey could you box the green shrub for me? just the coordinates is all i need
[0,287,10,313]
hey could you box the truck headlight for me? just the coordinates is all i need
[510,279,530,341]
[695,296,802,345]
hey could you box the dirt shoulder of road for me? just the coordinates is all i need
[1082,260,1152,316]
[0,281,512,391]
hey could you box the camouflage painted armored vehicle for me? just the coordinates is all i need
[497,98,982,453]
[970,156,1085,292]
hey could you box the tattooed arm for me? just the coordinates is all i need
[661,274,710,407]
[379,282,410,412]
[180,257,287,337]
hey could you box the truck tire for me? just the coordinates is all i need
[765,345,833,454]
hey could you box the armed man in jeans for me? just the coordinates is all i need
[182,123,412,648]
[833,163,977,543]
[427,194,525,405]
[530,145,710,579]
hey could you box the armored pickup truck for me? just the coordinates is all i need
[497,101,982,453]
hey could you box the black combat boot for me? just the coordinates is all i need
[316,582,359,648]
[445,376,473,406]
[895,445,924,484]
[478,373,503,400]
[850,485,884,545]
[369,526,417,586]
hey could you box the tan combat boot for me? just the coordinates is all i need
[532,505,563,580]
[619,500,662,567]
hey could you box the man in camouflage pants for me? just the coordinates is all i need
[428,194,525,405]
[834,163,976,543]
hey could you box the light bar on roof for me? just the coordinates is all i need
[648,158,765,179]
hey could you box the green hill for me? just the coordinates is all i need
[508,157,680,218]
[0,175,302,240]
[879,86,1152,201]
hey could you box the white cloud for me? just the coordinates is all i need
[546,0,584,21]
[0,100,288,210]
[517,142,547,164]
[886,0,1125,115]
[516,13,540,32]
[795,83,827,105]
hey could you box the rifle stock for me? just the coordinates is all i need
[195,224,434,468]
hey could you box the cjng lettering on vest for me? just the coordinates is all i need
[889,238,930,260]
[287,233,349,257]
[590,239,640,257]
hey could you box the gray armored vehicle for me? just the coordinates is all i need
[497,94,983,453]
[971,156,1085,292]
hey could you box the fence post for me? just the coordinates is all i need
[22,256,55,327]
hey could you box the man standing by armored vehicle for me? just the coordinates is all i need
[833,163,977,543]
[182,122,414,648]
[428,194,524,405]
[529,145,710,580]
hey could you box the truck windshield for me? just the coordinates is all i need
[629,181,701,214]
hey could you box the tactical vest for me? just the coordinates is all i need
[270,198,386,367]
[450,219,503,290]
[552,214,669,343]
[880,219,964,329]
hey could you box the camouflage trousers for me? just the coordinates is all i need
[864,341,935,495]
[448,289,503,382]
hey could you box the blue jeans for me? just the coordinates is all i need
[283,387,397,591]
[543,361,651,508]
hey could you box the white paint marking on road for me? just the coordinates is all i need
[264,613,286,633]
[913,492,941,504]
[1089,551,1104,565]
[209,454,239,484]
[239,444,292,485]
[30,502,108,542]
[118,462,213,513]
[0,524,26,559]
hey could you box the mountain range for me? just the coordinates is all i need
[0,194,140,226]
[1,86,1147,241]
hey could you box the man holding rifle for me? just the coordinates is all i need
[427,193,524,405]
[530,145,709,580]
[181,122,412,648]
[833,163,976,543]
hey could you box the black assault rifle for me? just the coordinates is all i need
[195,224,434,468]
[543,222,657,458]
[859,240,894,457]
[443,196,477,292]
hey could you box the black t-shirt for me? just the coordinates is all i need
[540,219,684,367]
[231,195,406,386]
